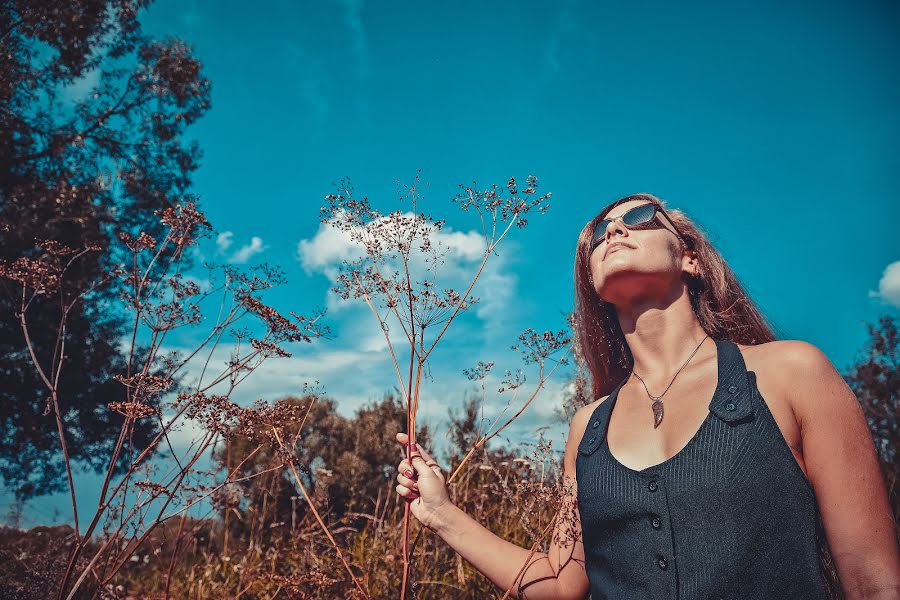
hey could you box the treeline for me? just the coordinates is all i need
[1,391,564,599]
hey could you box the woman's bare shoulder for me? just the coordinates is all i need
[736,339,828,381]
[735,339,835,422]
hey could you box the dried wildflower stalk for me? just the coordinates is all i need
[320,172,570,598]
[1,201,334,600]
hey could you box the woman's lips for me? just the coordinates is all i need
[605,243,633,258]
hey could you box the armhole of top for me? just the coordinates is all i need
[750,371,816,496]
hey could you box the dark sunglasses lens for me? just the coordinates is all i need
[623,203,657,226]
[591,221,610,247]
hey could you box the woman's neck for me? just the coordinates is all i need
[615,285,710,378]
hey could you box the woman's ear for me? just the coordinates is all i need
[684,249,701,278]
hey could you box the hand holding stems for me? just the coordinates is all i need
[394,431,579,600]
[395,432,453,531]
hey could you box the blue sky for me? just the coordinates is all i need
[8,0,900,526]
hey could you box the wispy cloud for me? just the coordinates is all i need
[282,41,331,130]
[868,260,900,307]
[228,236,269,264]
[338,0,372,124]
[216,231,234,254]
[540,0,579,80]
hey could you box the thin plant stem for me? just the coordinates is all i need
[273,426,370,600]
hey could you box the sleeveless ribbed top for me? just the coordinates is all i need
[575,338,830,599]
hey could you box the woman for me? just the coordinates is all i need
[394,193,900,599]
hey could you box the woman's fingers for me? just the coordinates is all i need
[396,483,419,499]
[396,432,444,479]
[396,433,436,463]
[409,444,444,479]
[396,470,418,490]
[406,440,435,463]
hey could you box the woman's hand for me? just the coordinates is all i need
[394,432,452,531]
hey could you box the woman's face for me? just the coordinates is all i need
[588,200,694,306]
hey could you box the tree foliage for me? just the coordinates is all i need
[0,0,210,498]
[844,315,899,518]
[212,392,434,543]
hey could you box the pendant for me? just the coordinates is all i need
[652,399,664,428]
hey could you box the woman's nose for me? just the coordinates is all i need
[604,217,629,241]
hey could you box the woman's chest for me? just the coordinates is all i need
[605,348,807,478]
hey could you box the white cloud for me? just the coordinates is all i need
[297,210,490,299]
[296,210,527,351]
[472,250,519,345]
[158,340,405,425]
[228,236,268,264]
[297,221,367,282]
[868,260,900,307]
[216,231,234,254]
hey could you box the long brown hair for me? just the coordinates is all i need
[572,192,778,402]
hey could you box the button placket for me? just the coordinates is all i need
[640,473,675,584]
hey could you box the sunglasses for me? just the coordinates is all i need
[590,202,690,252]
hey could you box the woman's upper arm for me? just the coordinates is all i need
[781,341,900,596]
[547,403,595,600]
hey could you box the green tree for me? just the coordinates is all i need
[844,315,899,520]
[212,391,433,545]
[0,0,210,498]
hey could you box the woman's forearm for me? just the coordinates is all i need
[433,504,565,600]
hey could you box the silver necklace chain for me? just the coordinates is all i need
[629,334,710,428]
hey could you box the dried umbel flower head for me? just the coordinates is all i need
[178,391,314,459]
[0,256,62,295]
[237,293,329,344]
[510,327,573,366]
[155,199,211,248]
[452,175,552,229]
[463,360,495,381]
[37,240,79,256]
[118,231,157,252]
[321,174,549,334]
[0,240,102,296]
[178,391,242,437]
[233,398,309,462]
[113,373,173,401]
[250,338,292,358]
[108,401,157,419]
[134,480,170,496]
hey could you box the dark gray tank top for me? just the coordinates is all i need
[575,338,830,599]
